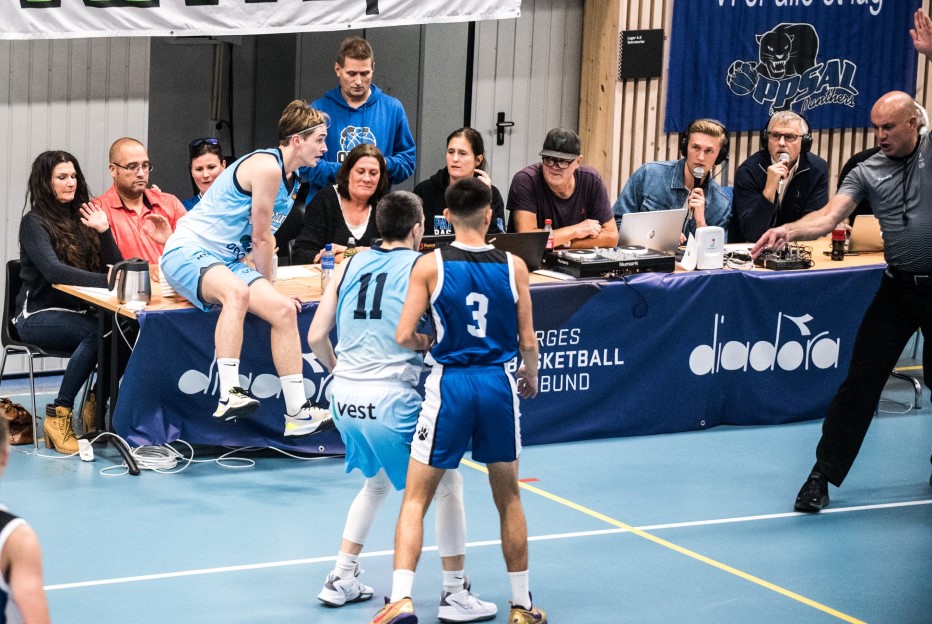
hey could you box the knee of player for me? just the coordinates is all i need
[268,295,298,326]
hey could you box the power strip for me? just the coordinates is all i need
[753,257,811,270]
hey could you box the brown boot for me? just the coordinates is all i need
[43,404,79,454]
[82,391,98,435]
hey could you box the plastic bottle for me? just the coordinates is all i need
[320,243,335,291]
[343,237,359,259]
[544,219,555,251]
[269,254,278,284]
[831,223,846,261]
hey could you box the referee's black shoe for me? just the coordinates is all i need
[794,471,829,512]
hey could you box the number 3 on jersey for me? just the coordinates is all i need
[466,292,488,338]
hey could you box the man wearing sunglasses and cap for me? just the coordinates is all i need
[508,128,618,249]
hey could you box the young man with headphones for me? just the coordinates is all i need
[613,119,733,240]
[730,110,829,242]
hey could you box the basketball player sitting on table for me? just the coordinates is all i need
[161,100,334,437]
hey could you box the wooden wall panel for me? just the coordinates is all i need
[589,0,932,197]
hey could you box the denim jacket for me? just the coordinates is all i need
[613,159,732,239]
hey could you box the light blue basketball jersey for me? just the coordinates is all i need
[430,243,519,366]
[333,246,424,385]
[164,148,298,263]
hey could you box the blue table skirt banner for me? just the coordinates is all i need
[665,0,921,133]
[114,264,885,451]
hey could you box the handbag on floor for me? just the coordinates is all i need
[0,397,34,445]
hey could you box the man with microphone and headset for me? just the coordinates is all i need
[613,118,733,242]
[730,110,829,243]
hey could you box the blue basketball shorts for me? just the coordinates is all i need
[330,377,421,490]
[410,363,522,470]
[160,246,262,312]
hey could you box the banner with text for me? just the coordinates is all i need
[665,0,921,132]
[4,0,520,40]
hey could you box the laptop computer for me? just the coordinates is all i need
[617,208,688,254]
[847,214,884,253]
[485,231,550,271]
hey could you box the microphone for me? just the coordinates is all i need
[692,165,706,191]
[776,152,790,197]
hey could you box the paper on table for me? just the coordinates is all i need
[533,269,574,281]
[74,286,117,298]
[277,265,318,280]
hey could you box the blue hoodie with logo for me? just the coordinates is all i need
[298,84,416,200]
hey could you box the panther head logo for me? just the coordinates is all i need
[755,23,819,80]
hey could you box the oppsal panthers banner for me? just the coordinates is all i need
[3,0,520,40]
[665,0,921,132]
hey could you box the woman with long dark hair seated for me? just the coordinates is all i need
[413,127,506,234]
[291,144,387,265]
[14,151,122,454]
[182,137,226,211]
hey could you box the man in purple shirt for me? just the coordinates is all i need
[508,128,618,249]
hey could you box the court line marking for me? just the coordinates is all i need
[461,458,871,624]
[43,494,931,608]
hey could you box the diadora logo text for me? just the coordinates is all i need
[177,352,330,401]
[689,312,839,376]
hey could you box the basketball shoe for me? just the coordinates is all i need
[369,597,417,624]
[317,564,373,607]
[212,387,259,420]
[284,400,334,437]
[437,576,497,622]
[508,603,547,624]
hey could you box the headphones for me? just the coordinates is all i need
[759,111,812,153]
[679,119,730,166]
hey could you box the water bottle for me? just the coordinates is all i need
[831,223,846,261]
[320,243,335,292]
[544,219,555,251]
[343,237,359,259]
[269,254,278,284]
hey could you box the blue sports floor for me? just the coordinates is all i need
[1,356,929,623]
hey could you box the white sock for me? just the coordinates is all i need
[390,569,415,603]
[217,359,240,399]
[508,570,531,609]
[334,551,358,579]
[280,374,305,415]
[442,569,465,594]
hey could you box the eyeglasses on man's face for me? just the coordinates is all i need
[542,156,574,169]
[112,162,153,174]
[767,132,800,143]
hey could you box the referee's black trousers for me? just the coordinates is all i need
[815,272,932,486]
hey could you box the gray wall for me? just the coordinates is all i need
[148,24,470,200]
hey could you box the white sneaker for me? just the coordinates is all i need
[213,387,260,421]
[284,400,334,437]
[317,567,374,607]
[437,577,497,623]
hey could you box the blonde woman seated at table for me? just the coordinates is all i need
[413,127,506,235]
[291,144,387,264]
[15,151,122,454]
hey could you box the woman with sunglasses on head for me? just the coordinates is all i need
[182,138,227,211]
[15,151,123,454]
[292,144,387,265]
[413,127,506,235]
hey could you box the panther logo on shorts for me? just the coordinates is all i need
[417,426,429,441]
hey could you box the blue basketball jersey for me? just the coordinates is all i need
[164,148,298,263]
[333,246,424,385]
[429,243,519,366]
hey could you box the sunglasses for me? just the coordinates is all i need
[190,138,221,148]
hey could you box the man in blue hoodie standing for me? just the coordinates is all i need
[302,36,416,201]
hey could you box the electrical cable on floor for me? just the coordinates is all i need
[28,430,337,476]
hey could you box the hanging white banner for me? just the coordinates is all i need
[4,0,521,40]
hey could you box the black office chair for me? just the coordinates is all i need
[0,259,81,449]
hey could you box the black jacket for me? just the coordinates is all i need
[731,150,829,243]
[412,168,506,234]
